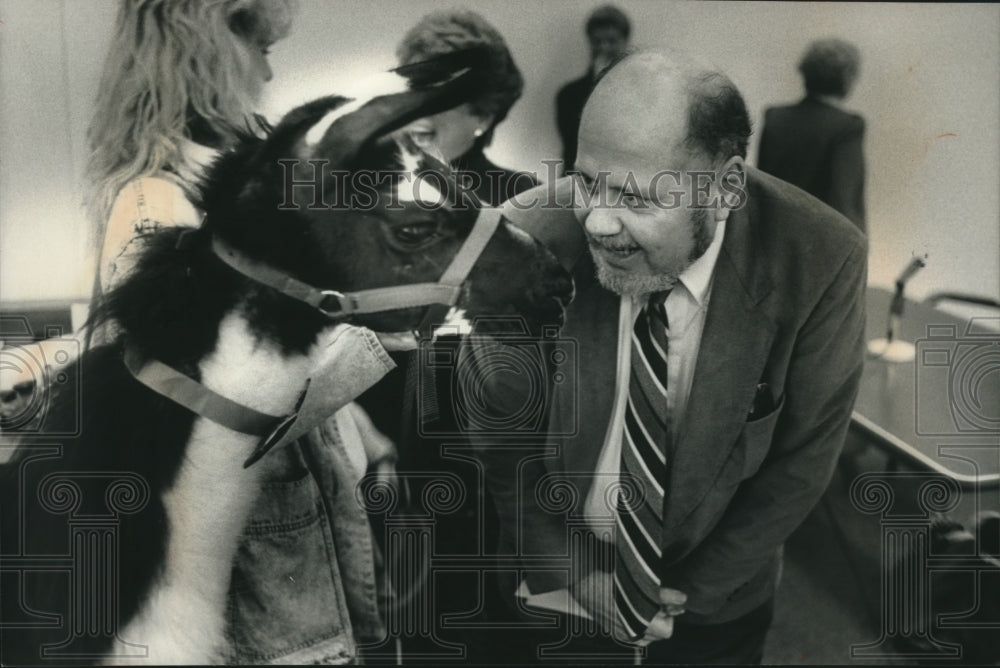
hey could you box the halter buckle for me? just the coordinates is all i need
[318,291,358,317]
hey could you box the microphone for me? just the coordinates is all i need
[869,257,926,362]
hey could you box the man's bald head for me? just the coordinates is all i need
[581,51,751,170]
[573,51,751,296]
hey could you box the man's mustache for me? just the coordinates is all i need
[587,234,640,253]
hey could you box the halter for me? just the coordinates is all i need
[125,201,505,467]
[123,345,297,440]
[210,206,503,328]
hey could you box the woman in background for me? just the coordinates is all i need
[396,9,538,206]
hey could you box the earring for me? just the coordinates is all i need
[473,128,484,138]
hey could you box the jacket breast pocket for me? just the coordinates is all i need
[737,394,785,479]
[225,468,355,664]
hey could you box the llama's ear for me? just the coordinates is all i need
[313,47,492,169]
[391,46,493,88]
[254,95,354,165]
[226,96,354,215]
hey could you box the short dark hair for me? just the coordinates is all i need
[798,38,861,98]
[684,70,752,165]
[586,5,630,40]
[396,10,524,141]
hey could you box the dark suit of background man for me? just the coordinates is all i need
[466,50,867,664]
[758,38,866,232]
[555,5,630,172]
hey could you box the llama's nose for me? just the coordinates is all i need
[532,261,574,326]
[551,267,575,308]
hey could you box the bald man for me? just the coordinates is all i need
[467,51,867,663]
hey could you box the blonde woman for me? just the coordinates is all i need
[90,0,293,292]
[3,0,291,422]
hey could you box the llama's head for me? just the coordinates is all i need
[200,52,573,338]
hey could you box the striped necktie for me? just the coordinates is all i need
[614,292,670,641]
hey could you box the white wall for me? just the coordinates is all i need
[2,0,998,303]
[0,0,116,302]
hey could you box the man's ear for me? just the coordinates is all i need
[715,155,746,221]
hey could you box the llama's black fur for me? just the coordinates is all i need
[1,342,198,663]
[0,95,387,663]
[0,60,502,662]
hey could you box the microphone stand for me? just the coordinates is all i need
[868,257,926,362]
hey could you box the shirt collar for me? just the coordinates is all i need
[677,219,726,307]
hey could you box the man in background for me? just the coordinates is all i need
[555,5,631,172]
[758,38,866,232]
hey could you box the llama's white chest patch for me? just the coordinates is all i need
[114,312,315,662]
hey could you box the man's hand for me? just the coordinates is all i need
[660,586,687,616]
[634,587,687,647]
[1,336,85,420]
[1,340,52,423]
[571,572,687,646]
[0,346,35,420]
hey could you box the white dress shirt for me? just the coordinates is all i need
[583,220,727,526]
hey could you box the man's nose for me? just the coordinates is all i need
[583,205,623,237]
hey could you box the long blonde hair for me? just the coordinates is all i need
[86,0,294,237]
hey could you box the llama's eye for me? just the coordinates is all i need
[393,222,439,245]
[409,130,436,147]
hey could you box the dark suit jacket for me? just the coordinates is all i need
[758,96,866,232]
[471,167,867,625]
[555,71,596,170]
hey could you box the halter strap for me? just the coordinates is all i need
[414,206,504,337]
[123,344,289,438]
[438,206,502,286]
[210,205,503,320]
[210,237,458,317]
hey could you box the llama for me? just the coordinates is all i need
[0,66,572,664]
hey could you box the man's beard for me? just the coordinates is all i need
[593,260,678,296]
[591,208,713,296]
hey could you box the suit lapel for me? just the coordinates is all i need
[663,186,776,535]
